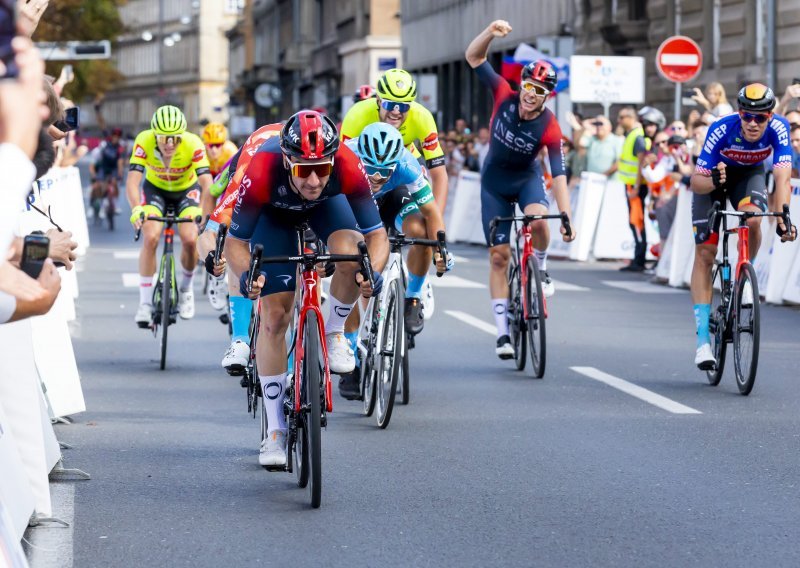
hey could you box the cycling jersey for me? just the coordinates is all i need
[129,130,211,191]
[95,140,125,174]
[695,113,792,175]
[229,137,382,241]
[344,138,433,204]
[207,140,238,178]
[340,99,445,170]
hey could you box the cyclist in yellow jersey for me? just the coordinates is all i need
[126,105,212,327]
[202,122,238,178]
[340,68,449,213]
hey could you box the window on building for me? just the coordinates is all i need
[628,0,646,20]
[712,0,721,68]
[224,0,245,14]
[755,0,767,63]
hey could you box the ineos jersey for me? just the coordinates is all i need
[229,137,382,239]
[475,61,566,176]
[695,113,792,174]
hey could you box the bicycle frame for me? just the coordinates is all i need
[292,268,332,414]
[513,220,544,320]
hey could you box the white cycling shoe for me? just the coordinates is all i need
[207,274,228,311]
[541,271,555,298]
[259,430,287,468]
[695,343,715,370]
[740,280,755,307]
[135,303,152,328]
[221,340,249,372]
[421,279,435,320]
[326,332,355,374]
[178,288,195,319]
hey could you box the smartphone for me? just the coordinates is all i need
[793,78,800,86]
[53,107,80,133]
[682,89,696,98]
[0,0,17,79]
[21,233,49,279]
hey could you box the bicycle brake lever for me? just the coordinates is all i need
[560,212,572,238]
[488,219,497,247]
[134,212,145,241]
[357,241,374,289]
[435,230,447,278]
[248,244,263,295]
[214,223,228,265]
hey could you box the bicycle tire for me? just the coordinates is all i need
[399,336,410,405]
[159,256,172,370]
[706,264,728,386]
[508,258,526,371]
[376,280,402,429]
[733,263,760,395]
[525,257,546,378]
[360,299,378,416]
[303,310,323,508]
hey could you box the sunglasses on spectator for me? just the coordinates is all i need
[380,100,411,113]
[157,135,182,145]
[656,140,669,146]
[739,111,771,124]
[520,81,550,96]
[365,163,397,181]
[289,159,334,178]
[208,143,223,149]
[592,121,604,127]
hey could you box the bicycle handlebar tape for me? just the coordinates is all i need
[357,241,375,289]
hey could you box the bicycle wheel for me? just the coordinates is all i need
[525,257,546,378]
[733,263,760,395]
[360,299,378,416]
[399,336,410,405]
[376,280,402,429]
[507,258,526,371]
[706,264,728,386]
[159,256,173,370]
[302,310,323,508]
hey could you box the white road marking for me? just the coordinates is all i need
[444,310,496,335]
[430,275,486,289]
[26,482,74,567]
[551,279,590,292]
[449,254,470,264]
[122,273,139,288]
[113,250,139,260]
[603,280,683,294]
[571,366,702,415]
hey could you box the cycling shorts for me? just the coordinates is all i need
[376,185,420,233]
[141,180,202,218]
[691,165,767,245]
[249,193,364,296]
[480,163,549,246]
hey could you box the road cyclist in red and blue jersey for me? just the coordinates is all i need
[466,19,576,360]
[690,83,797,369]
[225,110,389,467]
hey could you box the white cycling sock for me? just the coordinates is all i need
[534,248,548,271]
[326,295,354,335]
[180,268,195,292]
[139,275,153,305]
[491,299,509,338]
[259,373,287,434]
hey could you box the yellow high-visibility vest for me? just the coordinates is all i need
[617,127,650,185]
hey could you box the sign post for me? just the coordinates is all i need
[656,36,703,120]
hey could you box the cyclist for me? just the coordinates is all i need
[88,127,125,222]
[126,105,212,326]
[197,122,283,373]
[340,68,448,213]
[690,83,797,369]
[465,19,575,360]
[226,110,389,467]
[353,84,376,103]
[337,122,453,398]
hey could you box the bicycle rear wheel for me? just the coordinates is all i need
[508,258,526,371]
[376,280,402,429]
[733,263,760,395]
[706,263,728,386]
[159,256,173,370]
[302,310,323,507]
[525,257,546,378]
[360,299,378,416]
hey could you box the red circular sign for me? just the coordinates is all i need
[656,36,702,83]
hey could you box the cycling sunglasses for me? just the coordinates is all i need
[156,135,182,145]
[739,111,771,124]
[289,159,334,178]
[365,163,397,181]
[520,81,550,96]
[208,143,223,149]
[379,100,411,114]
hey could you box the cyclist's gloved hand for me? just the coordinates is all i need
[370,270,383,296]
[130,205,145,226]
[711,164,726,189]
[777,219,798,241]
[204,251,226,277]
[433,251,454,274]
[356,269,383,297]
[239,269,266,299]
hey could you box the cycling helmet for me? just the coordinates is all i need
[151,105,187,135]
[280,110,339,160]
[521,60,558,92]
[737,83,776,112]
[110,127,123,136]
[353,84,376,103]
[202,122,228,145]
[377,69,417,103]
[637,106,666,130]
[357,123,404,169]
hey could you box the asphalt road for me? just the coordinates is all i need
[31,222,800,568]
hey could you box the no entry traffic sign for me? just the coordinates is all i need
[656,36,702,83]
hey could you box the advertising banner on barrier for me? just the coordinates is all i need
[766,191,800,303]
[0,403,36,541]
[448,171,485,245]
[667,188,694,287]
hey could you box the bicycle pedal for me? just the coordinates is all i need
[219,313,230,325]
[137,321,150,329]
[226,365,245,377]
[261,464,287,472]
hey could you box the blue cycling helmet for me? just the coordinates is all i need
[357,122,404,168]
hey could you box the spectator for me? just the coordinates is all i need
[454,118,470,140]
[791,124,800,178]
[691,82,733,124]
[776,83,800,115]
[566,137,586,188]
[463,139,480,172]
[785,109,800,128]
[474,126,490,169]
[642,132,675,258]
[690,121,708,162]
[445,137,464,177]
[584,115,622,177]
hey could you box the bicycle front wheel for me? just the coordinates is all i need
[360,300,378,416]
[508,258,526,371]
[525,257,546,378]
[301,310,323,507]
[399,337,410,405]
[376,280,402,429]
[706,263,728,386]
[159,256,173,370]
[733,263,760,395]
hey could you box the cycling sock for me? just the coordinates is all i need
[406,273,426,299]
[139,275,153,305]
[180,269,194,292]
[326,296,354,334]
[259,373,287,433]
[491,299,509,338]
[534,249,548,271]
[229,295,252,343]
[345,330,359,355]
[693,303,711,347]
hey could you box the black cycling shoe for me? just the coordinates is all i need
[619,263,645,272]
[404,297,425,335]
[495,335,514,360]
[338,370,362,400]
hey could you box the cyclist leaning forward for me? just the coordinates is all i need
[225,110,389,467]
[127,105,212,326]
[466,20,576,359]
[690,83,797,369]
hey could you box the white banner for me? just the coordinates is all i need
[570,56,645,104]
[448,170,485,245]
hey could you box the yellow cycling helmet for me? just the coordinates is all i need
[202,122,228,145]
[376,68,417,103]
[151,105,187,135]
